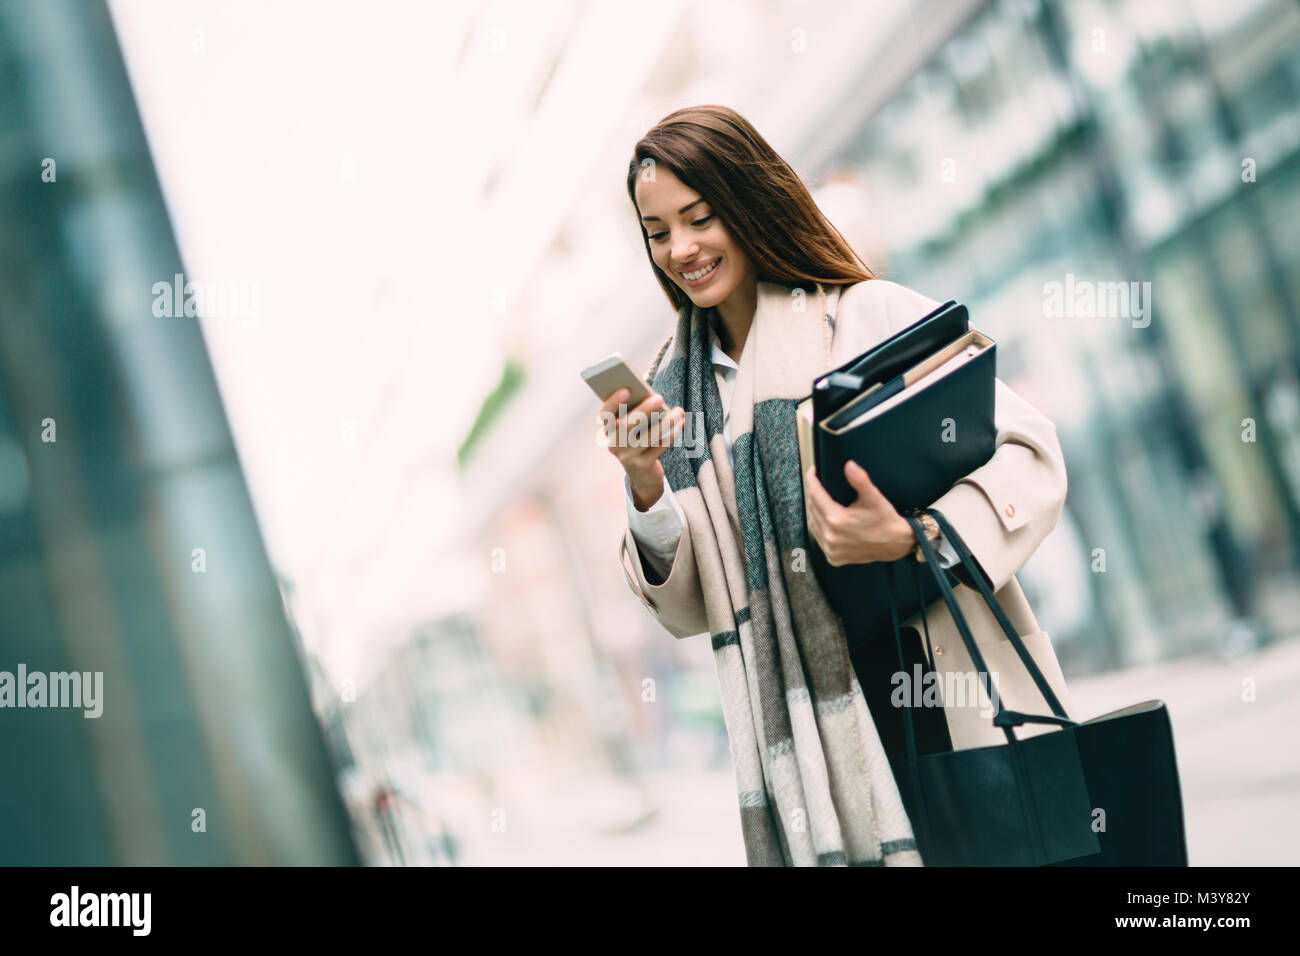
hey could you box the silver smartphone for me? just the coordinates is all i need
[580,353,656,408]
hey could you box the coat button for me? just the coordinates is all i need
[1004,503,1016,517]
[934,646,943,656]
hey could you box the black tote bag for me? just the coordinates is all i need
[1042,698,1189,866]
[894,508,1189,866]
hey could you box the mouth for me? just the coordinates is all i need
[678,256,722,287]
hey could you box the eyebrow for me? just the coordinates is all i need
[640,198,706,223]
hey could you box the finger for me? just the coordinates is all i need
[843,459,881,501]
[622,394,668,443]
[631,392,665,418]
[804,465,841,521]
[599,387,631,417]
[803,466,824,530]
[623,403,677,456]
[597,395,624,446]
[643,398,674,444]
[803,467,834,549]
[649,406,683,450]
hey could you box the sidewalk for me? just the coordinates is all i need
[1065,635,1300,866]
[451,637,1299,865]
[603,638,1300,865]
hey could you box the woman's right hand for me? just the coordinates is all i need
[598,387,685,510]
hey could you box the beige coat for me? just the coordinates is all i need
[619,279,1077,751]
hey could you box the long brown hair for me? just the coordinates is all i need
[626,104,875,312]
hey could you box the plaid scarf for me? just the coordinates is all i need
[646,279,923,866]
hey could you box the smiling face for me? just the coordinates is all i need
[635,166,756,311]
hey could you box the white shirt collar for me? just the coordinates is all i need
[707,315,739,372]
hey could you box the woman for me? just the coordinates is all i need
[601,105,1077,867]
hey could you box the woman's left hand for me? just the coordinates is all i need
[805,461,916,566]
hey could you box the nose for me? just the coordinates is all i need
[671,235,699,270]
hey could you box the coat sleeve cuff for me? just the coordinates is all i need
[928,438,1066,594]
[619,511,709,640]
[625,473,683,581]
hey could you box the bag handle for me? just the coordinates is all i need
[902,509,1076,730]
[887,509,1073,864]
[925,508,1075,726]
[892,518,1017,747]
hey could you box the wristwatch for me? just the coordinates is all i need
[912,513,941,562]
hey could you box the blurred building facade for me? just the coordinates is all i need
[797,0,1300,670]
[0,0,357,863]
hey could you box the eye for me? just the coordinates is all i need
[647,213,714,242]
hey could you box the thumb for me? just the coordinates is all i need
[844,460,879,497]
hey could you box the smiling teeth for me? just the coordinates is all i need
[683,259,719,280]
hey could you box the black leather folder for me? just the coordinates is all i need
[812,300,968,422]
[800,300,998,643]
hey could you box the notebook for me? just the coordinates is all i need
[832,336,987,433]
